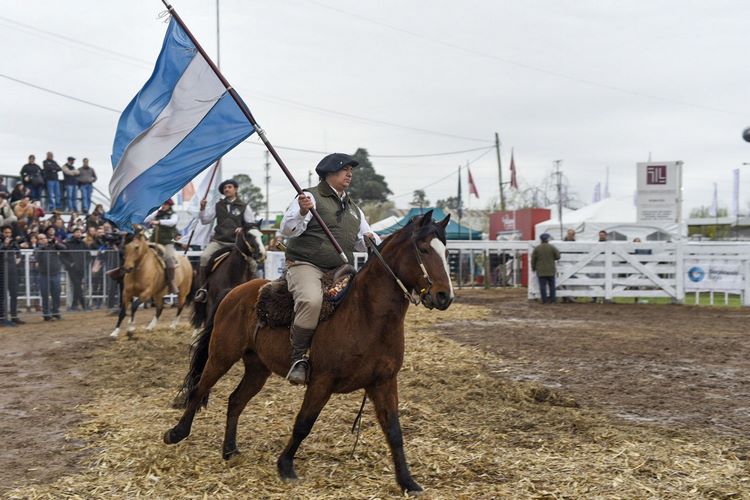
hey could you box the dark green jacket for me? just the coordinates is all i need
[531,242,560,277]
[285,182,361,270]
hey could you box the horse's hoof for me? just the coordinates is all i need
[163,427,186,445]
[222,448,241,461]
[404,483,424,496]
[127,326,136,333]
[109,329,120,339]
[277,458,298,482]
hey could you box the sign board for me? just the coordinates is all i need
[684,259,744,292]
[636,161,683,223]
[264,251,286,280]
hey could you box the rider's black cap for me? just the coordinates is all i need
[314,153,359,177]
[218,179,239,194]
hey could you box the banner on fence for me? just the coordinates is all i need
[684,259,744,292]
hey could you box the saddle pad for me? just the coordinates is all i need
[256,265,355,328]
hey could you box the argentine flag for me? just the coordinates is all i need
[108,18,254,230]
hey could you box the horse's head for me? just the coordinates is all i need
[382,209,454,310]
[123,230,148,273]
[235,223,267,263]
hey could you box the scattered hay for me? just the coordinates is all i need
[8,301,750,499]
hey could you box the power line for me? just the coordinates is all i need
[0,15,152,68]
[307,0,744,117]
[0,72,493,160]
[0,14,491,143]
[0,73,121,113]
[243,139,492,158]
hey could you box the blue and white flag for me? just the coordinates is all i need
[108,18,255,230]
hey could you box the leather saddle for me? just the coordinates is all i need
[256,265,356,329]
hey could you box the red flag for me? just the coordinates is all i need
[468,167,479,198]
[510,149,519,189]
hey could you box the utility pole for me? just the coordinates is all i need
[214,0,223,184]
[264,150,270,221]
[554,159,563,239]
[495,132,505,211]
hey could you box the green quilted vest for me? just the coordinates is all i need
[285,182,362,270]
[149,208,178,245]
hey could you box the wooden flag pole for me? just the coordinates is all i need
[182,160,220,254]
[161,0,348,263]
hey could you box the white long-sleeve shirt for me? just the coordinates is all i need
[144,209,178,226]
[199,198,256,225]
[279,189,381,252]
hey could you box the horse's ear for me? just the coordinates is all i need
[439,214,451,229]
[420,209,434,226]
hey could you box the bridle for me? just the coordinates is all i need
[365,231,435,306]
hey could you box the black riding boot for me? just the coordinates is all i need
[194,265,208,303]
[286,325,315,385]
[165,266,178,294]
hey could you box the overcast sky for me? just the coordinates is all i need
[2,0,750,216]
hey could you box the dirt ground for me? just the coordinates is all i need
[2,290,750,497]
[443,289,750,436]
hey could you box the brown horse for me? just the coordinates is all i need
[189,225,266,332]
[164,211,454,494]
[110,231,193,339]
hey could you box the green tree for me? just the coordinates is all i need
[360,200,394,223]
[410,189,429,209]
[689,206,728,218]
[436,196,460,210]
[234,174,265,214]
[348,148,392,204]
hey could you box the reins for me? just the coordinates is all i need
[364,235,433,306]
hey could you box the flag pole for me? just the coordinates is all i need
[182,163,220,254]
[160,0,348,263]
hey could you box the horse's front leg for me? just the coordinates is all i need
[367,377,422,495]
[127,298,141,337]
[277,379,332,482]
[110,297,128,338]
[147,297,164,331]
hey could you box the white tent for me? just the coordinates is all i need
[535,197,687,242]
[370,215,400,232]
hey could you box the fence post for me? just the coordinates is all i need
[675,242,685,303]
[604,244,613,301]
[744,259,750,306]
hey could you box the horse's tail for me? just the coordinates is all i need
[189,298,206,330]
[182,288,230,410]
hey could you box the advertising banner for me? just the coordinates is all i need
[684,259,744,292]
[636,161,683,223]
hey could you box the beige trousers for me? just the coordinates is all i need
[162,243,178,268]
[200,240,233,266]
[286,261,324,330]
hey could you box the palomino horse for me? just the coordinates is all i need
[110,231,193,338]
[164,211,454,495]
[190,225,266,331]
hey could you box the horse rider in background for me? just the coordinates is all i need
[194,179,256,303]
[145,199,180,295]
[279,153,381,385]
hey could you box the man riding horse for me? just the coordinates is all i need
[194,178,257,303]
[144,198,180,294]
[279,152,381,385]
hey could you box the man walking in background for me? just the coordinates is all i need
[531,232,560,304]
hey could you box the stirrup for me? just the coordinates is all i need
[285,358,309,385]
[194,288,208,303]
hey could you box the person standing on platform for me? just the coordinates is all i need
[77,158,97,213]
[61,157,80,212]
[42,152,62,211]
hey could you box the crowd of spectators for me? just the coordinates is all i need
[0,153,120,327]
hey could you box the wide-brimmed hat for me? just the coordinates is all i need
[218,179,239,194]
[314,153,359,177]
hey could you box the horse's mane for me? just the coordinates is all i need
[358,214,446,275]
